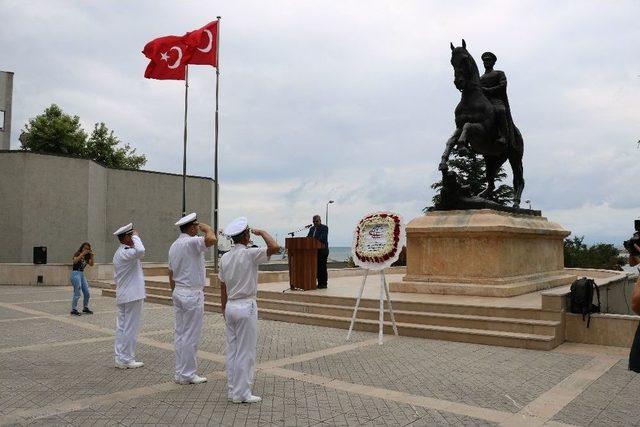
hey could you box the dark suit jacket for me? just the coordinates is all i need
[307,224,328,248]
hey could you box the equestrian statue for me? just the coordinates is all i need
[438,39,525,208]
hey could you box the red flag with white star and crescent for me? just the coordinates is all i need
[142,35,194,80]
[183,20,219,67]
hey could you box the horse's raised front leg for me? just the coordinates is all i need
[439,128,462,171]
[458,122,484,145]
[457,122,484,157]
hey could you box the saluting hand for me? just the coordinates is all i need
[198,223,212,232]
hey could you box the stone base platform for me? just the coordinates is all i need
[389,209,576,297]
[394,270,576,297]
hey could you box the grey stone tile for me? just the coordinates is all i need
[0,287,73,304]
[75,373,495,427]
[553,360,640,426]
[0,317,109,349]
[284,336,592,413]
[0,306,37,320]
[0,340,221,418]
[0,286,626,427]
[0,288,72,304]
[15,296,115,316]
[79,304,176,332]
[151,315,375,364]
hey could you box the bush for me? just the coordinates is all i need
[345,255,356,268]
[391,246,407,267]
[21,104,146,170]
[563,236,625,271]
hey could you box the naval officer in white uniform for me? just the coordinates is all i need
[112,223,146,369]
[219,217,279,403]
[168,212,216,384]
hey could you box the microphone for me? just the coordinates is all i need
[288,224,312,237]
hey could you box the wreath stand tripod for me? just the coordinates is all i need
[346,269,398,345]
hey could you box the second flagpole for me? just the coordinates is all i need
[213,16,221,272]
[182,65,189,216]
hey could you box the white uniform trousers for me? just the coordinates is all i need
[114,299,144,364]
[225,298,258,401]
[172,287,204,381]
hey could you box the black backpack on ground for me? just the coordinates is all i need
[569,277,600,327]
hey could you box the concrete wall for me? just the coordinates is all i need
[0,71,13,150]
[565,313,639,347]
[105,167,214,263]
[20,154,91,264]
[539,269,640,347]
[0,263,73,287]
[0,151,215,263]
[0,152,24,262]
[598,276,638,315]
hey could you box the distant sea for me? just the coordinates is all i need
[328,246,353,262]
[269,246,352,262]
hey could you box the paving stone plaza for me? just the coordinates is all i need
[1,286,640,426]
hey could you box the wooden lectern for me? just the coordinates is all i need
[285,237,324,290]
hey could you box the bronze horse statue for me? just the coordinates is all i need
[439,40,524,207]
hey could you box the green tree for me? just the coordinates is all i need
[563,236,625,271]
[21,104,147,170]
[21,104,87,156]
[429,145,514,208]
[86,123,146,169]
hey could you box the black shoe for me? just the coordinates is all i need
[70,309,81,316]
[82,307,93,314]
[317,285,327,289]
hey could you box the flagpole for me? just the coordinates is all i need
[182,65,189,216]
[213,16,221,272]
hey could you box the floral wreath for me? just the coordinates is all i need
[352,211,404,269]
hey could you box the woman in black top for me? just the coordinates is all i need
[70,242,94,316]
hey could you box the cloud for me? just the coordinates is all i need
[2,0,639,246]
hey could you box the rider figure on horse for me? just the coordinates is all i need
[480,52,511,149]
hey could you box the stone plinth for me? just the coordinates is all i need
[389,209,576,297]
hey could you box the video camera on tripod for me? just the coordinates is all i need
[623,220,640,257]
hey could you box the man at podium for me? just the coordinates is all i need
[307,215,329,289]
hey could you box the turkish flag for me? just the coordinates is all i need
[184,20,219,67]
[143,35,194,80]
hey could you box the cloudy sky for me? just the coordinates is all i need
[2,1,639,247]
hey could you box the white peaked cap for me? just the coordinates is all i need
[113,223,133,236]
[224,217,248,237]
[175,212,197,227]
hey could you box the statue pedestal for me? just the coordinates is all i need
[389,209,575,297]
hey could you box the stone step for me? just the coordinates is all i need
[255,288,560,321]
[259,308,557,351]
[258,299,560,336]
[130,285,560,336]
[105,279,560,322]
[142,266,169,276]
[101,288,559,350]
